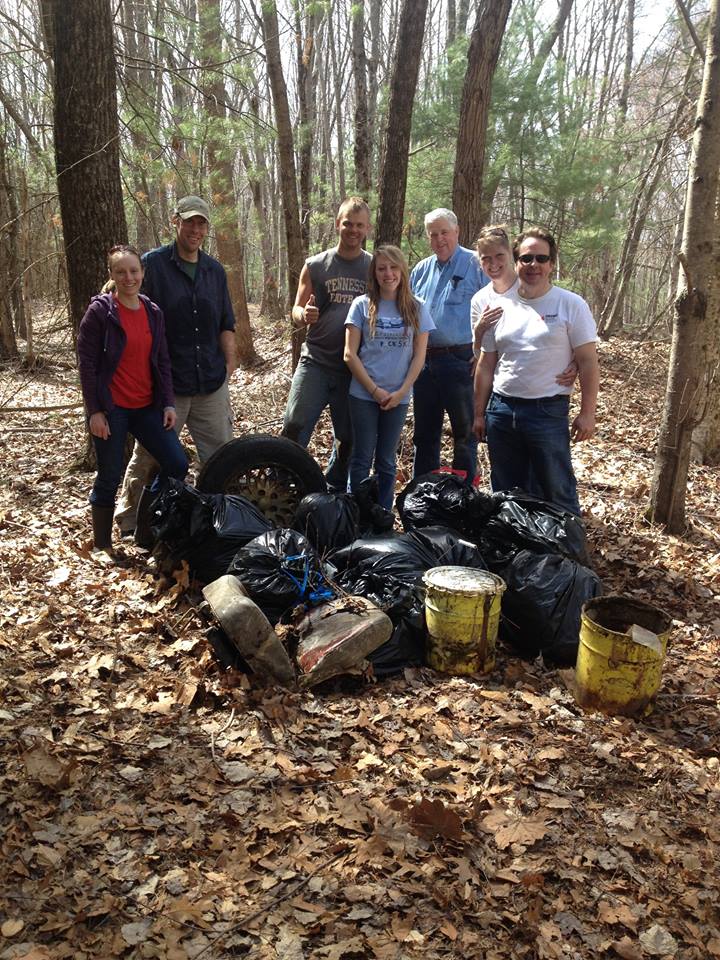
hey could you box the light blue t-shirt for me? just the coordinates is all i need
[410,245,487,347]
[345,296,435,404]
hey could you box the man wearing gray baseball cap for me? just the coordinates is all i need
[115,194,237,537]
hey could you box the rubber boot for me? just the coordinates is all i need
[134,485,157,549]
[91,505,114,552]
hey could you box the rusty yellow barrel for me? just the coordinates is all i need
[575,596,673,716]
[423,566,506,675]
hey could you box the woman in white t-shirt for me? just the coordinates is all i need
[344,245,435,510]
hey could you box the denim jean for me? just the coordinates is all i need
[115,379,233,530]
[349,396,409,510]
[412,345,477,480]
[484,391,580,515]
[90,405,188,508]
[282,355,352,492]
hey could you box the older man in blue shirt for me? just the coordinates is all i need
[410,208,487,480]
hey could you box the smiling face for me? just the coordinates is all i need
[174,214,209,261]
[336,207,370,257]
[375,254,402,299]
[427,218,459,263]
[515,236,554,298]
[478,244,514,288]
[109,251,143,302]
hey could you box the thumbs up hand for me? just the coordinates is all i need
[303,294,319,325]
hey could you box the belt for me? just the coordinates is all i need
[426,342,472,356]
[492,391,568,403]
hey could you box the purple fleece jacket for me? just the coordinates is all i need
[77,293,175,416]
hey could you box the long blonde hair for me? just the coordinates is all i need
[366,245,419,338]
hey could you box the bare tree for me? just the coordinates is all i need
[452,0,512,246]
[47,0,127,334]
[259,0,304,365]
[649,0,720,530]
[375,0,430,246]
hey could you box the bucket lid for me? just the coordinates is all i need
[423,566,506,596]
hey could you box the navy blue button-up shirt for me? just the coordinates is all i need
[141,242,235,396]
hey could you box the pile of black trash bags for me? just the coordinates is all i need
[148,471,601,675]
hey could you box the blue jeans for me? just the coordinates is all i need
[282,356,352,492]
[349,397,409,510]
[412,345,477,480]
[484,392,580,515]
[90,405,188,508]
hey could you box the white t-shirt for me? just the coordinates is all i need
[470,279,520,357]
[483,285,597,399]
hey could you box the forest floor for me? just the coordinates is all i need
[1,309,719,960]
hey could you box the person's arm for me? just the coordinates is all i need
[556,354,579,387]
[291,263,318,327]
[473,304,502,355]
[473,350,498,440]
[571,342,599,441]
[343,324,390,406]
[381,331,430,410]
[220,329,237,378]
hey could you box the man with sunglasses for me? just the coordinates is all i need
[473,227,599,516]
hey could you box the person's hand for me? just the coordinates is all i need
[556,360,579,387]
[473,412,486,441]
[303,294,319,325]
[163,407,177,430]
[571,411,595,442]
[89,412,110,439]
[373,386,390,406]
[380,390,402,410]
[473,305,502,352]
[226,361,237,381]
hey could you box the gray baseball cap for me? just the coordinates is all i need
[175,195,210,221]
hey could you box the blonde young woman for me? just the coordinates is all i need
[343,245,435,510]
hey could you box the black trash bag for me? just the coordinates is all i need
[354,475,395,534]
[336,563,426,677]
[293,492,360,555]
[499,550,602,666]
[330,532,436,575]
[396,472,495,537]
[410,526,488,570]
[227,528,333,624]
[151,479,272,583]
[333,525,488,676]
[476,490,590,570]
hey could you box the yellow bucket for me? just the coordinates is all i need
[575,596,673,716]
[423,566,506,675]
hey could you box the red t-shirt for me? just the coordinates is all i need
[109,299,153,408]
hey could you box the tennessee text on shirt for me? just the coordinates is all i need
[325,277,367,295]
[542,313,561,324]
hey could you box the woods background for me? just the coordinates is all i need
[0,0,719,528]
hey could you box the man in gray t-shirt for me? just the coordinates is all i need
[282,197,372,491]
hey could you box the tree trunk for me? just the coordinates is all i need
[452,0,512,247]
[351,1,372,196]
[649,0,720,531]
[597,68,693,340]
[51,0,128,336]
[200,0,258,367]
[0,133,20,359]
[260,1,304,367]
[295,2,319,257]
[375,0,430,247]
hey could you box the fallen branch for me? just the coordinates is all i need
[0,401,83,413]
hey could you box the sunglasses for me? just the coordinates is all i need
[517,254,551,264]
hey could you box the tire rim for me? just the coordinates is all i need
[221,463,306,526]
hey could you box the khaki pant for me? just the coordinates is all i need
[114,380,234,531]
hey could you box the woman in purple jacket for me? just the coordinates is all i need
[78,245,188,551]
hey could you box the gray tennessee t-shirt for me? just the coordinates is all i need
[302,248,372,369]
